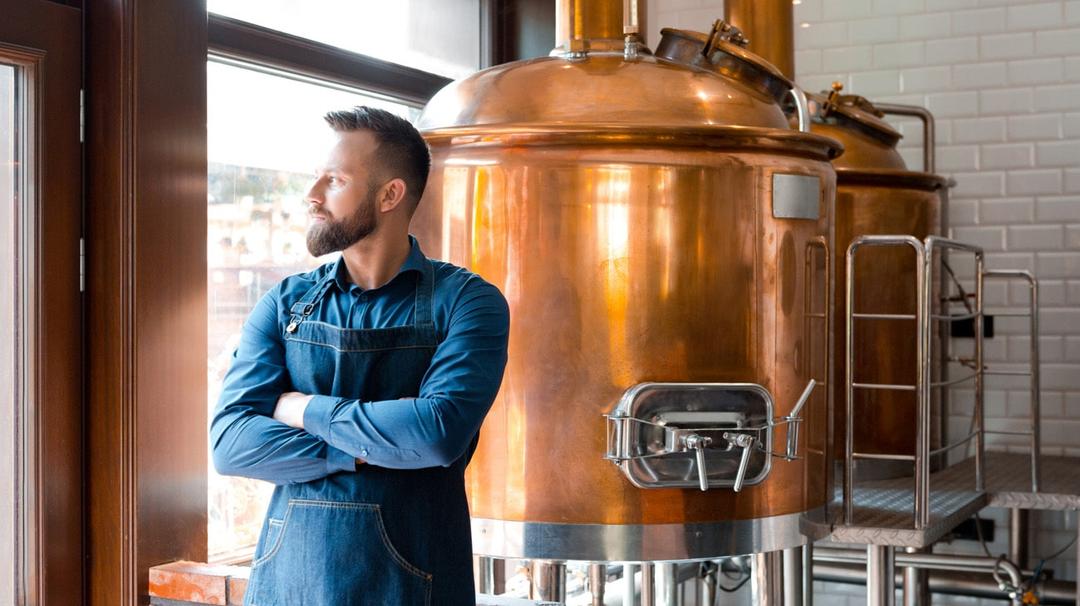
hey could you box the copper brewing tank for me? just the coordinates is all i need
[413,18,842,561]
[807,86,949,477]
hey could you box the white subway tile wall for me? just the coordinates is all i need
[647,0,1080,602]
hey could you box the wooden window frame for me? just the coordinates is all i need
[0,2,83,604]
[88,4,496,604]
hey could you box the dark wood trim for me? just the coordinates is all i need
[207,14,451,106]
[485,0,556,66]
[86,1,208,604]
[0,1,83,604]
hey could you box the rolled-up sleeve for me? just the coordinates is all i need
[303,277,510,469]
[210,285,356,485]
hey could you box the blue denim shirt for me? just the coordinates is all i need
[210,236,510,485]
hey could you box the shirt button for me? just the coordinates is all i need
[360,449,369,457]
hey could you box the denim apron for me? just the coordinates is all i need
[244,260,476,606]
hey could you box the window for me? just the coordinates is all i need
[1,61,18,605]
[208,0,482,79]
[206,59,421,560]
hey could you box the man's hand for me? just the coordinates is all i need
[273,392,314,429]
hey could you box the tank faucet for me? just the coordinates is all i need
[723,432,756,492]
[683,434,713,491]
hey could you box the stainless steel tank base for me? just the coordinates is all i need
[471,507,830,561]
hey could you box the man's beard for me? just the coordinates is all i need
[305,183,379,257]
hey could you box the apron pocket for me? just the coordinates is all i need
[250,517,285,569]
[246,499,432,606]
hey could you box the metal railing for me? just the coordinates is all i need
[844,235,986,529]
[981,269,1041,492]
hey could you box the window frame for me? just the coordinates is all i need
[203,7,497,563]
[207,14,453,107]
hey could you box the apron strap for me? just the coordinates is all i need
[412,259,435,328]
[285,273,336,334]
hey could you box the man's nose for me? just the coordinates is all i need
[304,181,323,206]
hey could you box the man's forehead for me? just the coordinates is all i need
[322,129,377,170]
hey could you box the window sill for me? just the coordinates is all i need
[149,561,249,605]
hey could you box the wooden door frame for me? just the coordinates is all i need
[0,1,83,604]
[85,1,208,603]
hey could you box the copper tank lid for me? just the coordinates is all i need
[417,53,794,132]
[653,23,792,108]
[417,19,815,134]
[807,82,906,171]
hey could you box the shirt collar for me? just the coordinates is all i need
[329,235,427,293]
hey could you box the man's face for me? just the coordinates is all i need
[305,130,382,257]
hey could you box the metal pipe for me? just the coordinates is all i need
[787,85,811,133]
[867,545,895,606]
[917,235,931,529]
[723,0,795,77]
[874,103,936,174]
[641,563,655,606]
[699,562,717,606]
[655,562,678,606]
[478,556,494,594]
[752,551,785,606]
[815,563,1074,605]
[844,241,856,525]
[589,563,606,606]
[1030,272,1041,491]
[815,547,1026,587]
[556,0,624,49]
[532,560,567,604]
[623,563,637,606]
[1009,509,1030,569]
[478,556,506,595]
[783,546,804,606]
[975,250,985,492]
[901,548,929,606]
[804,545,814,606]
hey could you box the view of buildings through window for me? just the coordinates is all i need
[206,59,421,559]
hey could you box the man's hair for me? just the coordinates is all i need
[323,106,431,209]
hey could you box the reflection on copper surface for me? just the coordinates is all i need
[418,140,836,525]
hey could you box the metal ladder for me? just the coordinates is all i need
[843,235,987,529]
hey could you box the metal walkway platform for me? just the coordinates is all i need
[830,460,987,548]
[954,451,1080,511]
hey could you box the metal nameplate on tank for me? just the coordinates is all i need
[772,173,821,220]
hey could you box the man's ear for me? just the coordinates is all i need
[378,178,408,213]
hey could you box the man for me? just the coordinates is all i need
[211,106,510,606]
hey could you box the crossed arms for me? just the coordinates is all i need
[210,278,509,485]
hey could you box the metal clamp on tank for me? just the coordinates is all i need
[604,380,817,493]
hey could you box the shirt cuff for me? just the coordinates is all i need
[304,394,340,442]
[326,445,357,474]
